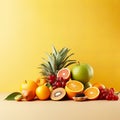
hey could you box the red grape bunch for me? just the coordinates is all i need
[98,87,119,100]
[47,75,68,89]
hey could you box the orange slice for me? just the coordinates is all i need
[65,80,84,99]
[84,87,100,100]
[57,68,70,80]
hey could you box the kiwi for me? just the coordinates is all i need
[50,87,66,101]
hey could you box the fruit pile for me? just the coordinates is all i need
[5,46,120,101]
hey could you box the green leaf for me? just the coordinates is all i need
[63,53,75,62]
[52,45,57,56]
[59,47,69,56]
[64,61,76,68]
[5,92,22,100]
[45,82,52,87]
[40,63,51,72]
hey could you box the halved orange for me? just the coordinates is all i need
[65,80,84,99]
[57,68,70,80]
[84,87,100,100]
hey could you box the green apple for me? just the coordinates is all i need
[71,63,94,83]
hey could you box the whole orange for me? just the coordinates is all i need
[93,82,105,89]
[35,77,47,86]
[20,80,38,100]
[36,85,50,100]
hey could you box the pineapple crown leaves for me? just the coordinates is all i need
[52,46,76,68]
[39,46,76,76]
[39,54,56,76]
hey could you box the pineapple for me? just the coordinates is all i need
[39,46,76,78]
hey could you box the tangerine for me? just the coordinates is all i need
[35,77,47,86]
[57,68,71,80]
[36,85,50,100]
[84,87,100,100]
[93,82,105,89]
[65,80,84,99]
[20,80,38,91]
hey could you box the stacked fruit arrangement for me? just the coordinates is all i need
[5,46,120,101]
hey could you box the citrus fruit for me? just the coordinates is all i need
[84,87,100,100]
[22,90,35,101]
[71,63,94,83]
[35,77,47,86]
[20,80,38,100]
[36,85,51,100]
[20,80,38,91]
[57,68,71,80]
[93,82,105,89]
[65,80,84,99]
[44,82,53,92]
[20,80,38,101]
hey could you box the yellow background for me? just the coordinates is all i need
[0,0,120,92]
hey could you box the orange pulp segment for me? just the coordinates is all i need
[84,87,100,100]
[57,68,70,80]
[65,80,84,99]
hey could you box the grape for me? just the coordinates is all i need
[113,95,119,100]
[106,95,112,100]
[62,81,66,87]
[48,76,68,89]
[48,75,56,81]
[49,79,55,84]
[98,87,119,101]
[110,88,114,93]
[57,77,64,81]
[98,94,104,100]
[55,81,62,87]
[105,95,109,100]
[48,74,56,85]
[99,86,104,91]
